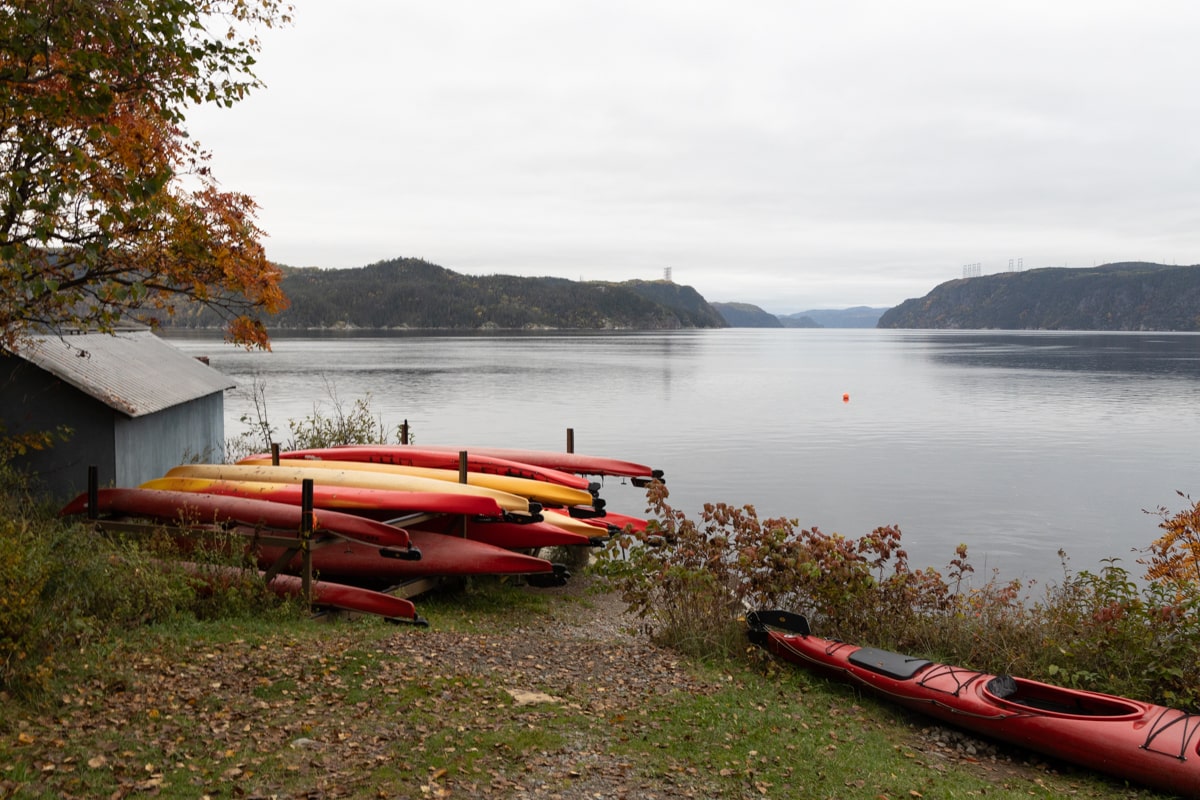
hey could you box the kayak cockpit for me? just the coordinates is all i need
[984,675,1144,719]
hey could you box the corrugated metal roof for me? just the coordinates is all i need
[14,330,236,418]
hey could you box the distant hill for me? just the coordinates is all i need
[164,257,728,331]
[780,307,887,328]
[877,262,1200,330]
[711,302,783,328]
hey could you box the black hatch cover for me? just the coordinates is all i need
[848,646,931,680]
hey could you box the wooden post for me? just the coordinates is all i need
[566,428,574,454]
[458,450,469,538]
[400,420,409,445]
[271,442,280,466]
[300,478,314,609]
[87,466,98,520]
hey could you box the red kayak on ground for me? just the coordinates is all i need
[180,562,421,623]
[60,487,416,554]
[254,528,559,581]
[403,445,664,483]
[747,610,1200,797]
[271,446,595,491]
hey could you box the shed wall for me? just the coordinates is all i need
[114,392,225,487]
[0,356,118,501]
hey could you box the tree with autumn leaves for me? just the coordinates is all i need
[0,0,291,351]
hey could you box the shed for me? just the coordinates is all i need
[0,328,235,503]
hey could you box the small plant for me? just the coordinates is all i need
[223,379,409,461]
[1139,491,1200,587]
[284,382,394,450]
[223,378,278,462]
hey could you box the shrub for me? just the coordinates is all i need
[597,483,1200,711]
[0,467,290,698]
[223,379,408,461]
[1140,491,1200,586]
[595,482,955,658]
[285,389,396,450]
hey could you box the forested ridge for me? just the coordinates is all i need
[166,257,727,331]
[878,262,1200,330]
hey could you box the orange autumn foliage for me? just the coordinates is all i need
[1141,492,1200,589]
[0,0,292,350]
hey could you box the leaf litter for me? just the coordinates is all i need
[1,577,1155,799]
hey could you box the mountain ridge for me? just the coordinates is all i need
[877,262,1200,330]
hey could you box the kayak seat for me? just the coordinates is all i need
[987,674,1018,699]
[848,646,931,680]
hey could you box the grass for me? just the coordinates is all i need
[0,579,1171,800]
[1,450,1193,798]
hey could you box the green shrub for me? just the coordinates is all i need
[0,467,291,698]
[285,390,396,450]
[597,482,1200,711]
[1032,557,1200,710]
[223,380,408,461]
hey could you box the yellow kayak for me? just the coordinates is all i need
[140,477,508,518]
[164,463,533,514]
[239,457,597,508]
[537,510,614,538]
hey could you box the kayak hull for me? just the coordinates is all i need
[255,529,555,580]
[412,514,595,550]
[183,562,420,622]
[269,446,594,491]
[238,456,597,508]
[141,476,506,519]
[747,610,1200,797]
[60,487,414,551]
[404,445,662,481]
[164,463,534,514]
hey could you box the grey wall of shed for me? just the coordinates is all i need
[114,392,225,487]
[1,355,115,501]
[1,355,226,503]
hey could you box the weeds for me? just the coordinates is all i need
[223,378,410,461]
[0,466,295,699]
[596,482,1200,712]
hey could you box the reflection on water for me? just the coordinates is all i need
[166,329,1200,586]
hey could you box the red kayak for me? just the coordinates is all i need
[270,446,596,491]
[544,508,649,535]
[182,562,421,623]
[411,514,597,550]
[747,610,1200,797]
[402,445,663,483]
[255,528,560,581]
[140,477,506,520]
[60,487,417,554]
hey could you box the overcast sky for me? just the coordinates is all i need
[185,1,1200,313]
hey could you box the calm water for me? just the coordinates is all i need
[167,329,1200,585]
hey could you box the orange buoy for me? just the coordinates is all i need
[842,393,850,403]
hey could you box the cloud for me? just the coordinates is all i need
[185,0,1200,311]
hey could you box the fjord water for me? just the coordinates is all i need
[168,329,1200,585]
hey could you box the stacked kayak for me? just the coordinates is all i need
[279,444,663,485]
[272,446,597,491]
[747,610,1200,797]
[183,562,422,623]
[238,456,600,510]
[60,443,663,623]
